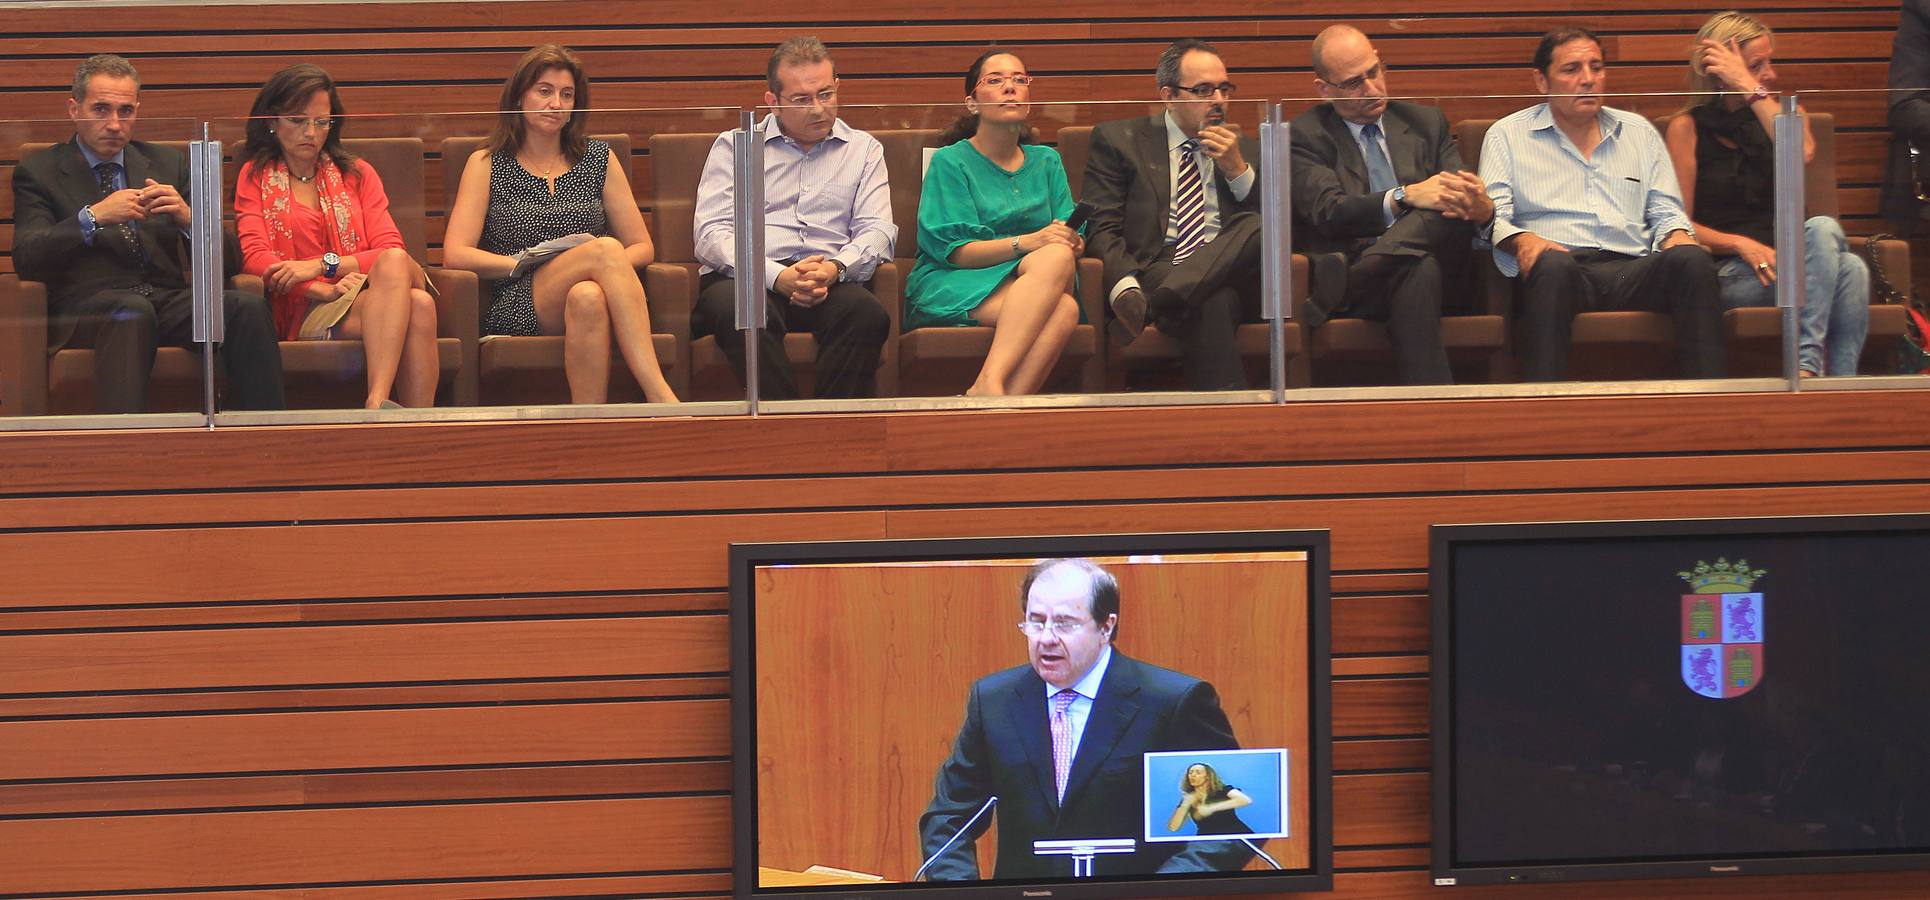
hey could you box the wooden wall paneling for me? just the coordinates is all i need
[0,698,726,780]
[0,510,884,607]
[0,674,726,719]
[0,796,729,895]
[0,615,726,693]
[1334,771,1429,845]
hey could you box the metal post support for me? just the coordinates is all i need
[733,110,767,413]
[1772,95,1805,391]
[188,126,224,421]
[1258,102,1291,404]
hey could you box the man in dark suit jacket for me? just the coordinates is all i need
[1083,39,1263,390]
[11,54,282,413]
[918,558,1252,880]
[1289,26,1493,385]
[1884,0,1930,235]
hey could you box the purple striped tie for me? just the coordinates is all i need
[1171,139,1207,263]
[1050,688,1078,803]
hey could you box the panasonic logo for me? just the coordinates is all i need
[1021,892,1055,897]
[1708,865,1742,873]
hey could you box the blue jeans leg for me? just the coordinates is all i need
[1804,216,1869,376]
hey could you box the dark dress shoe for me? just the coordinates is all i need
[1109,287,1147,345]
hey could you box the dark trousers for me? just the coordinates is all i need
[1139,211,1264,390]
[61,286,285,413]
[694,272,890,399]
[1514,245,1726,381]
[1322,210,1463,385]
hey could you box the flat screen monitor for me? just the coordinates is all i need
[1432,514,1930,886]
[731,531,1332,899]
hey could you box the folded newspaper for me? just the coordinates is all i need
[512,232,596,275]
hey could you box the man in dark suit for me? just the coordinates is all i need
[1884,0,1930,235]
[1289,26,1492,385]
[1083,39,1263,390]
[11,54,282,413]
[918,558,1251,880]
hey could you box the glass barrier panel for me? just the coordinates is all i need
[742,95,1278,414]
[201,104,750,426]
[1,115,213,429]
[1268,89,1799,401]
[1778,88,1928,393]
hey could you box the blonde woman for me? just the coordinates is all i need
[1664,11,1868,375]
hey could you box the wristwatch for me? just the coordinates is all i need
[322,252,341,279]
[78,204,99,240]
[830,259,848,282]
[1392,184,1412,211]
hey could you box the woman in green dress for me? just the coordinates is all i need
[907,49,1083,396]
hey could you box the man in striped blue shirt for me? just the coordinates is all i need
[1481,27,1726,381]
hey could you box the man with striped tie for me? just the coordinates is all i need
[1083,39,1264,390]
[1480,27,1726,381]
[1289,25,1489,385]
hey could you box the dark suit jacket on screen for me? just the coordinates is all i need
[917,650,1252,880]
[1082,113,1262,297]
[1289,100,1474,324]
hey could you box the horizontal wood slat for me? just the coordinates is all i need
[0,698,726,780]
[0,675,726,719]
[0,616,725,694]
[0,796,730,895]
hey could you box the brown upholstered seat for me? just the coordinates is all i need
[885,128,1104,396]
[1056,125,1309,389]
[648,130,899,401]
[440,134,685,404]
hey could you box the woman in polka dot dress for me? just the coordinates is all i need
[444,44,678,404]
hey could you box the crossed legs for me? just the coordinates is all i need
[966,243,1080,396]
[532,236,678,404]
[336,248,438,408]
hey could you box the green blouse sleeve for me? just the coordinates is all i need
[1040,146,1078,229]
[917,148,995,270]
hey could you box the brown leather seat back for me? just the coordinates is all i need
[1057,126,1092,200]
[646,132,722,264]
[341,137,427,255]
[872,128,945,260]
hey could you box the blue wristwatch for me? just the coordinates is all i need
[322,252,341,279]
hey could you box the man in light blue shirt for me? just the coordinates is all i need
[692,37,895,399]
[1481,27,1725,381]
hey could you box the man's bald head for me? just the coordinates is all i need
[1310,25,1370,82]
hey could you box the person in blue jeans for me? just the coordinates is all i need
[1665,10,1868,376]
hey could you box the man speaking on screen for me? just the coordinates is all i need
[917,558,1255,879]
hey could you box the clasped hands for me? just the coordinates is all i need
[776,255,840,307]
[1016,221,1084,257]
[89,178,192,229]
[1401,170,1493,223]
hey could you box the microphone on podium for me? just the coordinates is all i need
[914,795,998,881]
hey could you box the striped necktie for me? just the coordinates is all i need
[1171,139,1207,263]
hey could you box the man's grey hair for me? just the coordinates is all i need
[1155,38,1221,89]
[767,36,834,94]
[72,54,140,101]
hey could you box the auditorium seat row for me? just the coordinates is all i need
[0,113,1911,414]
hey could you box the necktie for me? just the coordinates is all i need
[1050,688,1078,803]
[1171,139,1208,263]
[95,161,149,268]
[1361,123,1397,195]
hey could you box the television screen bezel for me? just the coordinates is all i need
[1430,513,1930,886]
[730,530,1334,900]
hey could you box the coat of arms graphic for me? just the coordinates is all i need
[1679,558,1765,699]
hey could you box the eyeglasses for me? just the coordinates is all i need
[780,87,839,108]
[1171,81,1238,99]
[1017,618,1093,638]
[978,74,1033,89]
[278,115,334,133]
[1320,64,1384,95]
